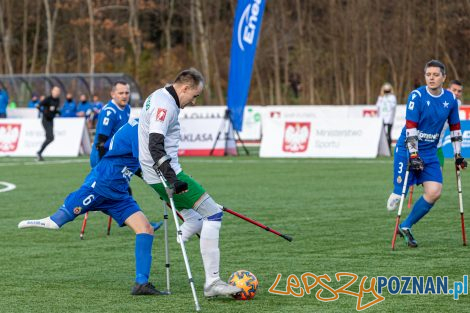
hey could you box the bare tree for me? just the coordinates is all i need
[195,0,211,104]
[0,0,14,74]
[87,0,95,92]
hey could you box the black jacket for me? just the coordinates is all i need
[39,96,60,120]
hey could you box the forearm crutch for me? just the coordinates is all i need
[156,170,200,312]
[162,200,171,293]
[392,168,410,250]
[456,169,467,246]
[80,212,113,239]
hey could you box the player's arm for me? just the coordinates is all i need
[149,133,187,193]
[448,100,467,170]
[148,106,187,194]
[95,109,115,160]
[405,91,424,171]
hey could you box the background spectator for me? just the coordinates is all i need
[0,86,9,118]
[76,94,92,121]
[61,93,77,118]
[28,94,40,108]
[376,82,397,153]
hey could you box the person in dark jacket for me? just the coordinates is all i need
[37,86,61,161]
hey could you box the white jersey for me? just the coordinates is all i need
[437,98,462,148]
[138,87,182,184]
[376,94,397,125]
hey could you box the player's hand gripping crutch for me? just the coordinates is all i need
[391,167,410,250]
[155,169,201,312]
[455,154,468,246]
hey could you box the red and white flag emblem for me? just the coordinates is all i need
[156,108,167,122]
[282,122,310,153]
[0,123,21,152]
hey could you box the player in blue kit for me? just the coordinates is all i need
[90,81,131,168]
[387,60,467,247]
[18,119,167,296]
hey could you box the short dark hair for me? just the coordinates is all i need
[449,79,463,87]
[424,60,446,75]
[174,68,204,89]
[112,80,129,91]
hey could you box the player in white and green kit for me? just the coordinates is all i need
[138,68,241,298]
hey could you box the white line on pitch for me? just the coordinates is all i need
[0,181,16,192]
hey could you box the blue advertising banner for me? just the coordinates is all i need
[442,120,470,158]
[227,0,266,131]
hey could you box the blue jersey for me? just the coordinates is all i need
[84,119,140,200]
[0,89,8,114]
[396,86,460,155]
[60,100,77,117]
[77,101,92,118]
[90,101,130,167]
[28,99,39,108]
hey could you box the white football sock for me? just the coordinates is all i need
[18,216,60,229]
[200,220,221,287]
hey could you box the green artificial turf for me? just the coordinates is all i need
[1,156,469,312]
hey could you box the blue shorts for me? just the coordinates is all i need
[393,146,443,195]
[62,185,140,226]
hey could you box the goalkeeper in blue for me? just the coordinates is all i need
[387,60,467,248]
[18,119,167,296]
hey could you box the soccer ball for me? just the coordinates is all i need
[228,270,258,300]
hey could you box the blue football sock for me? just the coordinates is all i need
[50,206,75,227]
[401,196,434,229]
[135,233,154,284]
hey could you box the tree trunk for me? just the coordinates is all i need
[190,0,199,64]
[43,0,59,75]
[272,30,282,105]
[254,61,265,105]
[29,2,41,74]
[21,0,28,74]
[87,0,95,93]
[195,0,211,104]
[164,0,174,55]
[128,0,142,80]
[0,0,14,74]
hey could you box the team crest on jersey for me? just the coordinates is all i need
[283,122,311,153]
[443,101,449,108]
[73,207,82,215]
[156,108,167,122]
[397,176,402,184]
[145,97,151,110]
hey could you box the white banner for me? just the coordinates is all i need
[260,117,388,158]
[131,106,263,141]
[0,118,87,157]
[178,117,236,156]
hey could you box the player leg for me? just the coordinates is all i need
[399,158,442,247]
[388,148,415,211]
[193,194,242,297]
[18,186,99,229]
[178,208,203,242]
[103,196,167,296]
[150,172,241,297]
[37,119,54,160]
